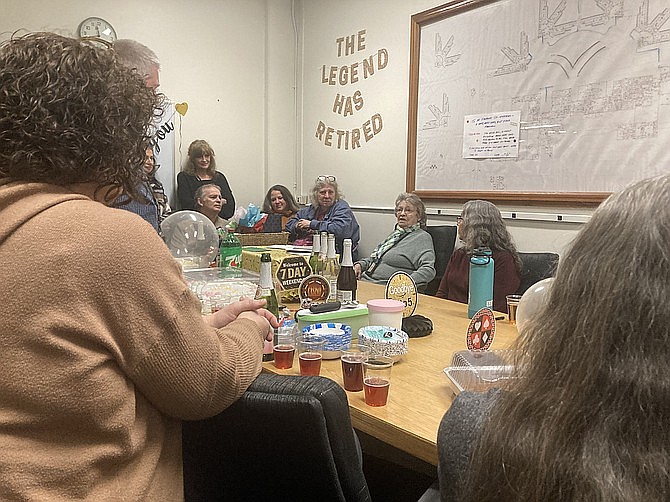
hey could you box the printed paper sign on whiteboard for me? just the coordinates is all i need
[462,111,520,159]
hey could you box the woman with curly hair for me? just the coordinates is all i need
[177,139,236,219]
[438,175,670,501]
[0,32,276,500]
[436,200,520,312]
[285,175,360,259]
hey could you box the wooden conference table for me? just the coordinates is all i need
[262,281,519,466]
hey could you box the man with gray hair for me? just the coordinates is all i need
[112,39,162,231]
[113,39,161,90]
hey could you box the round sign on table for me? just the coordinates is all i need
[384,272,418,317]
[299,275,330,302]
[466,307,496,351]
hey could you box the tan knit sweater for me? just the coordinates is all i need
[0,181,265,500]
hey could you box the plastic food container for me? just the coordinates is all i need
[296,304,368,338]
[302,323,352,359]
[443,349,514,395]
[358,325,408,362]
[366,299,404,330]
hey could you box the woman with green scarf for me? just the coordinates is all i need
[354,193,436,288]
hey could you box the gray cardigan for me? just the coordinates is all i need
[437,389,501,501]
[356,228,436,286]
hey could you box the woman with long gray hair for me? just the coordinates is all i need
[436,200,520,311]
[437,175,670,501]
[354,193,436,288]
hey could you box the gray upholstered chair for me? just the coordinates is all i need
[424,225,458,296]
[516,252,559,295]
[182,373,371,502]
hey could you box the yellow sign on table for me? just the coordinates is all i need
[385,272,418,317]
[241,247,311,303]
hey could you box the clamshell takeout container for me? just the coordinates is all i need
[443,349,514,394]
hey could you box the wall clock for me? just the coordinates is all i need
[78,17,117,44]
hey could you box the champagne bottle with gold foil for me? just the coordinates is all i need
[257,252,279,361]
[309,233,321,275]
[324,234,340,301]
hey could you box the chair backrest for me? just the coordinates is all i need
[182,373,371,502]
[516,252,560,295]
[424,225,458,296]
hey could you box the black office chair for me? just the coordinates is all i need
[516,252,559,295]
[182,373,372,502]
[424,225,458,296]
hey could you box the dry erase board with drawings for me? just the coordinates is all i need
[406,0,670,204]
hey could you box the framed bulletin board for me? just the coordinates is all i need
[406,0,670,204]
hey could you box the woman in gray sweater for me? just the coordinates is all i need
[354,193,435,288]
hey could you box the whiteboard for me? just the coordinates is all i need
[406,0,670,204]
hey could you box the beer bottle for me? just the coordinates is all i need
[257,252,279,361]
[337,238,357,302]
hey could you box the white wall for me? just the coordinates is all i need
[297,0,587,258]
[2,0,585,258]
[0,0,298,212]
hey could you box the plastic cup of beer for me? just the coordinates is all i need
[506,295,522,325]
[297,335,325,376]
[273,328,296,370]
[363,356,393,406]
[340,343,370,392]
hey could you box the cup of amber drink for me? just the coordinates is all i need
[297,335,325,376]
[340,343,370,392]
[506,295,522,325]
[273,328,296,370]
[363,356,393,406]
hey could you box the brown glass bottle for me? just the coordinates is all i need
[336,238,357,302]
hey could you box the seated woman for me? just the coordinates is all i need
[143,146,171,226]
[437,175,670,501]
[354,193,435,288]
[260,184,300,233]
[177,139,235,219]
[285,175,360,259]
[436,200,520,312]
[194,184,228,228]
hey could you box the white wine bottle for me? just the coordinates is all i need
[309,233,320,275]
[337,238,357,302]
[324,234,340,301]
[318,231,328,276]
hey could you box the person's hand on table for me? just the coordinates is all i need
[353,263,362,279]
[296,218,312,231]
[205,298,278,341]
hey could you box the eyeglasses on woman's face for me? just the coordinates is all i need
[316,175,336,183]
[456,215,464,224]
[395,207,415,215]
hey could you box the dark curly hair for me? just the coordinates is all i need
[0,32,163,202]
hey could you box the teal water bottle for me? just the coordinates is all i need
[468,247,494,318]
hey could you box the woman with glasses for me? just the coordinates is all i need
[354,193,436,288]
[436,200,520,312]
[177,139,236,219]
[286,175,360,259]
[437,176,670,501]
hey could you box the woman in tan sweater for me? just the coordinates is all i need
[0,33,276,501]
